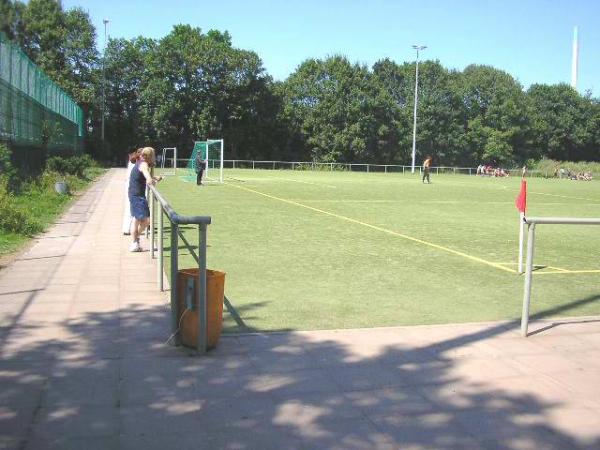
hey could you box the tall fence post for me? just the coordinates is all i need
[170,223,179,344]
[197,224,208,353]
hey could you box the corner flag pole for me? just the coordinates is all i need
[516,179,527,274]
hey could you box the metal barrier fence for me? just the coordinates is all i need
[224,160,481,175]
[171,159,480,175]
[521,216,600,337]
[171,159,584,179]
[0,32,83,152]
[148,184,212,353]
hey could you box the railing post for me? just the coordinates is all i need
[197,224,208,353]
[170,223,179,344]
[158,207,164,291]
[150,191,155,259]
[521,223,536,337]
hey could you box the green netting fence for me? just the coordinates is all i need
[0,32,83,153]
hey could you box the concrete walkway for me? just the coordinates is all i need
[1,168,599,450]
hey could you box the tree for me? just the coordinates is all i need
[0,0,21,40]
[139,25,277,159]
[104,37,155,156]
[281,56,390,163]
[411,61,467,165]
[371,59,413,164]
[527,84,595,161]
[459,65,529,165]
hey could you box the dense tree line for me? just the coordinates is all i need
[2,0,599,166]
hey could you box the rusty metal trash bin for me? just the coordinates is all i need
[176,268,225,350]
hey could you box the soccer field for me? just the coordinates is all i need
[156,169,600,333]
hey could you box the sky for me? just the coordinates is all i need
[64,0,600,94]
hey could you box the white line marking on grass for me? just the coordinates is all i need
[269,176,338,188]
[228,183,516,274]
[430,179,599,203]
[529,191,599,202]
[533,269,600,275]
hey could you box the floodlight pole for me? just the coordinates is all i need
[101,19,109,146]
[411,45,426,174]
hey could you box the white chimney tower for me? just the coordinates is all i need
[571,26,579,89]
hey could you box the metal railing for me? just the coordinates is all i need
[521,216,600,337]
[215,159,478,175]
[147,185,212,353]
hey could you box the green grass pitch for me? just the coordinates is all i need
[156,169,600,333]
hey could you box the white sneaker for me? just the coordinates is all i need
[129,242,142,252]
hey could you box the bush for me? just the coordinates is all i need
[0,178,42,235]
[35,170,83,193]
[46,154,95,178]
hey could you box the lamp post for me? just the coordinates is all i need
[101,18,109,144]
[411,44,426,173]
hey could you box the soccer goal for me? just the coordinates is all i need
[184,139,224,183]
[160,147,177,175]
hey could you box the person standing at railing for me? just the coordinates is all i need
[422,155,433,184]
[129,147,162,252]
[122,148,141,235]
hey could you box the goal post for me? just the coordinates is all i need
[206,139,224,183]
[521,216,600,337]
[160,147,177,175]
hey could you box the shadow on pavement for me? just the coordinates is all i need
[1,295,600,450]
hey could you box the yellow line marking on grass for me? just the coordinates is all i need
[228,183,516,274]
[494,262,599,275]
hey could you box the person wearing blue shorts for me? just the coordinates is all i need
[128,147,162,252]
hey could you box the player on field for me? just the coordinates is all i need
[422,155,433,184]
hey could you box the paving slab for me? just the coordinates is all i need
[0,168,599,450]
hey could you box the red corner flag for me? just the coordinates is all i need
[515,180,527,213]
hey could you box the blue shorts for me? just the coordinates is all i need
[130,195,150,220]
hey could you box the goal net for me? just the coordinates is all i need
[184,139,224,183]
